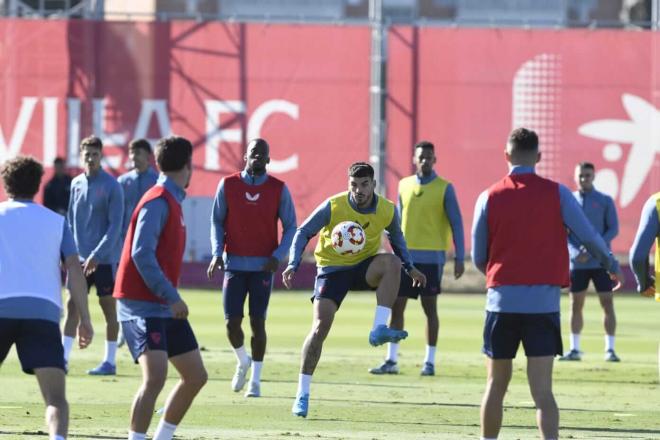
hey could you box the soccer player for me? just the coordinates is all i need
[282,162,427,418]
[560,162,620,362]
[43,157,72,215]
[0,156,93,440]
[370,141,465,376]
[118,139,158,241]
[629,192,659,296]
[63,135,124,375]
[207,138,297,398]
[114,136,207,440]
[471,128,622,440]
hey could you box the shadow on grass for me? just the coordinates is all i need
[0,431,123,439]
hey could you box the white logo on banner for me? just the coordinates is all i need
[512,54,562,180]
[578,94,660,207]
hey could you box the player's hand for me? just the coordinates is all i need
[261,256,280,273]
[609,269,625,292]
[77,318,94,349]
[83,257,98,277]
[576,251,590,264]
[409,267,427,288]
[641,285,656,298]
[171,300,189,319]
[206,256,224,280]
[282,266,296,289]
[454,259,465,280]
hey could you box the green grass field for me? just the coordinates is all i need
[1,290,659,439]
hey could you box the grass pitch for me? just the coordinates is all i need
[1,290,659,439]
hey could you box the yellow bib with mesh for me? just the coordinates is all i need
[654,192,660,292]
[314,192,395,267]
[398,175,452,251]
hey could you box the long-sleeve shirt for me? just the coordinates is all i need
[117,166,159,240]
[629,194,659,292]
[67,169,124,264]
[43,174,72,215]
[117,175,185,321]
[567,188,619,270]
[399,171,465,266]
[210,170,297,271]
[287,193,415,275]
[471,166,619,313]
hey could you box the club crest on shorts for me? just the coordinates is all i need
[150,332,162,345]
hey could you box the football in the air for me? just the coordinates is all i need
[331,221,366,255]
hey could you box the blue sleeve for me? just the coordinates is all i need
[60,222,78,259]
[385,209,414,271]
[444,184,465,261]
[273,184,298,263]
[629,196,659,291]
[118,176,132,238]
[601,195,619,244]
[89,180,124,261]
[287,200,331,271]
[210,179,227,257]
[559,185,619,273]
[66,179,74,229]
[471,190,489,275]
[131,198,181,304]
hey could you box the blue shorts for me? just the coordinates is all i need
[482,311,562,359]
[398,263,442,299]
[86,264,116,297]
[222,270,273,319]
[0,318,65,374]
[313,255,377,308]
[121,317,199,363]
[570,268,613,293]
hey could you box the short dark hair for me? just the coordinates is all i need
[348,162,374,179]
[578,161,595,171]
[129,138,152,154]
[248,138,270,152]
[155,136,193,172]
[508,128,538,152]
[53,157,65,166]
[414,140,434,152]
[80,135,103,151]
[1,156,44,199]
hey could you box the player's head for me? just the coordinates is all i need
[244,138,270,175]
[80,136,103,175]
[155,136,193,189]
[1,156,44,200]
[413,141,436,176]
[348,161,376,209]
[53,157,67,176]
[575,161,595,192]
[128,138,153,173]
[505,128,540,167]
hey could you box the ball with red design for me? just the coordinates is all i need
[331,221,366,255]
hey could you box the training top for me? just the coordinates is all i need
[118,166,158,240]
[629,192,660,293]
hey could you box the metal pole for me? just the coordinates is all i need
[369,0,387,196]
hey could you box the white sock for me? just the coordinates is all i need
[233,345,250,366]
[424,345,436,365]
[153,419,177,440]
[387,342,399,362]
[251,361,263,383]
[570,333,581,351]
[53,435,66,440]
[372,305,391,330]
[297,373,312,396]
[480,437,497,440]
[605,335,615,351]
[62,336,74,362]
[128,432,146,440]
[104,341,117,365]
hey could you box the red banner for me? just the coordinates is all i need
[1,20,658,255]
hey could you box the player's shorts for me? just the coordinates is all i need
[312,255,378,308]
[222,270,273,319]
[0,318,65,374]
[570,268,613,293]
[86,264,116,297]
[121,317,199,363]
[482,311,562,359]
[398,263,442,299]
